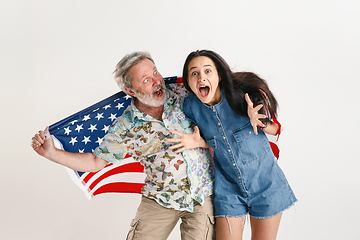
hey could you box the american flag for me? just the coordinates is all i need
[49,76,182,199]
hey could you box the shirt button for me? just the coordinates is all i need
[223,137,226,140]
[238,176,241,179]
[233,163,236,166]
[218,122,221,125]
[228,149,231,152]
[213,109,216,112]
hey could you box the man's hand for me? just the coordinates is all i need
[164,126,209,153]
[31,126,56,159]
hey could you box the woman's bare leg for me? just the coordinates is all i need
[216,216,246,240]
[250,213,282,240]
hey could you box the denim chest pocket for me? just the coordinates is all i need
[232,123,270,165]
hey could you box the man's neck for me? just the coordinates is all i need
[134,99,164,121]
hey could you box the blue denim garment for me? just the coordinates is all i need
[183,89,297,219]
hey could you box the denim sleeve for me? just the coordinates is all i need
[182,97,197,125]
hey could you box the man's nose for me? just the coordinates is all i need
[152,76,161,86]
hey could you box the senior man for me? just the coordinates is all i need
[31,51,215,240]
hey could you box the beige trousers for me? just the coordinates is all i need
[126,195,215,240]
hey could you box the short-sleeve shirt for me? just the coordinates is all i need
[94,84,214,212]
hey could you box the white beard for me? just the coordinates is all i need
[134,82,167,107]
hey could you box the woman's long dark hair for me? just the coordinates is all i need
[182,50,278,118]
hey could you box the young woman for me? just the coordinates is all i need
[165,50,297,240]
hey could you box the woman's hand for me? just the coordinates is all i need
[245,93,267,135]
[164,126,209,153]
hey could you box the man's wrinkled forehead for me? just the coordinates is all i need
[129,58,156,81]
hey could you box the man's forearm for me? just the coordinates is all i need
[49,149,108,172]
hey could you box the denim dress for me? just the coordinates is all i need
[183,89,297,219]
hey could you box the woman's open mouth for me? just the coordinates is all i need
[198,86,210,98]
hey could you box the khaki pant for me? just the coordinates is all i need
[126,195,215,240]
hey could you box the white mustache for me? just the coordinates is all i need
[152,83,165,94]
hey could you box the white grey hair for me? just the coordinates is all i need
[113,51,154,94]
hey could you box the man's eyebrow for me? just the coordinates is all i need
[141,67,157,80]
[150,66,157,74]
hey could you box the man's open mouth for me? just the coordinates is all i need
[153,87,163,97]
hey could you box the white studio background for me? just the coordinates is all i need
[1,0,359,239]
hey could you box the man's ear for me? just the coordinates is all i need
[125,87,137,98]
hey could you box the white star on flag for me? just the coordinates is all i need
[95,113,104,120]
[124,95,132,100]
[103,104,111,110]
[88,124,97,132]
[64,126,72,135]
[116,103,124,110]
[70,120,78,125]
[102,125,110,133]
[75,124,84,133]
[96,137,104,145]
[108,113,117,121]
[83,114,91,121]
[82,136,91,145]
[69,137,78,146]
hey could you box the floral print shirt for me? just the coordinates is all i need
[94,83,214,212]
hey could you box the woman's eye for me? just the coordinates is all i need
[205,69,211,73]
[144,78,149,83]
[191,72,198,76]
